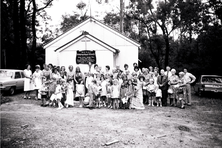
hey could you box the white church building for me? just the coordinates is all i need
[43,17,140,72]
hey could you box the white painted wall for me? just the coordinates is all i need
[58,37,114,73]
[44,18,139,72]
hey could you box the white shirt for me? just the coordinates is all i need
[184,72,196,83]
[165,71,172,78]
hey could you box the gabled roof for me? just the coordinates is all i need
[54,31,119,53]
[44,17,140,48]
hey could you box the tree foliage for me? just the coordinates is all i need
[1,0,54,69]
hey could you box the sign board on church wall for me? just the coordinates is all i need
[76,50,96,64]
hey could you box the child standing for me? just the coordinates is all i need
[87,79,98,109]
[120,80,128,109]
[65,79,74,108]
[155,86,162,107]
[75,80,85,108]
[126,79,134,109]
[39,79,49,107]
[147,79,157,106]
[111,79,120,109]
[100,75,107,107]
[60,79,67,106]
[106,80,112,108]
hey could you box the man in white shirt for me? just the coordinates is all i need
[184,69,196,105]
[164,66,172,79]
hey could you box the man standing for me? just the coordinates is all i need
[164,66,172,79]
[183,69,196,106]
[157,69,168,106]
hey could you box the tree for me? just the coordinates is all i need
[60,2,88,33]
[1,0,54,69]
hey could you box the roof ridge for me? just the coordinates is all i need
[44,17,140,47]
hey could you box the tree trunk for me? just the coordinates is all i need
[164,35,170,68]
[31,0,37,66]
[120,0,124,33]
[20,0,27,67]
[12,0,20,68]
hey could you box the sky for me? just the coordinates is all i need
[45,0,130,29]
[39,0,164,41]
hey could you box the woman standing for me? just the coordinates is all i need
[168,69,179,106]
[24,64,34,99]
[67,65,75,86]
[131,75,145,109]
[33,65,43,100]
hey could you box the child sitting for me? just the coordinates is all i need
[83,93,90,107]
[147,79,157,106]
[50,80,63,109]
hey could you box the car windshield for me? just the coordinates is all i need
[0,70,13,78]
[202,76,222,84]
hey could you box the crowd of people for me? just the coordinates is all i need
[23,62,196,110]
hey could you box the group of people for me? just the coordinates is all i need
[23,62,196,110]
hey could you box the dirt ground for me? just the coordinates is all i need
[1,91,222,148]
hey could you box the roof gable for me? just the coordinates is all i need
[44,17,140,48]
[55,31,119,53]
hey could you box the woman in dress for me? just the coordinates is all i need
[65,79,74,107]
[168,69,179,106]
[131,75,145,109]
[24,64,34,99]
[67,65,75,93]
[33,65,43,100]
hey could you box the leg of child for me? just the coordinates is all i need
[35,89,38,100]
[159,98,162,107]
[57,99,63,109]
[148,95,151,106]
[79,96,83,107]
[116,98,119,109]
[151,96,154,106]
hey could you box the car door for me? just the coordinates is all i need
[14,71,24,90]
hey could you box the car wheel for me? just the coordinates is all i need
[9,87,16,95]
[198,88,202,97]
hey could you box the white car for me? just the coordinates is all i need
[0,69,25,95]
[194,75,222,96]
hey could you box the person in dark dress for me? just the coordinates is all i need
[157,69,168,106]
